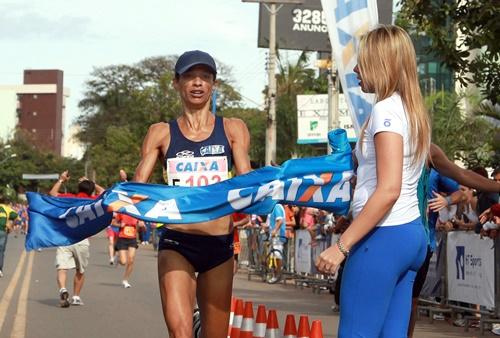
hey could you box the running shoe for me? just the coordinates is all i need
[109,258,114,266]
[0,270,3,278]
[267,276,279,284]
[122,280,132,288]
[59,288,70,308]
[71,296,84,306]
[193,308,201,338]
[432,313,445,321]
[491,323,500,335]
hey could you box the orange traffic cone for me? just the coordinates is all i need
[228,297,237,338]
[253,305,267,338]
[310,320,323,338]
[230,299,244,338]
[240,301,254,338]
[283,314,297,338]
[297,315,310,338]
[265,309,280,338]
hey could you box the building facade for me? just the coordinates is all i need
[0,70,69,155]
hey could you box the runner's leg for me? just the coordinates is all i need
[196,257,234,338]
[158,250,196,338]
[73,271,85,296]
[119,248,127,265]
[57,269,67,290]
[124,246,136,281]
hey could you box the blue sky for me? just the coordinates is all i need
[0,0,278,136]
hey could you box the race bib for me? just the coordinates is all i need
[166,156,229,187]
[122,225,137,238]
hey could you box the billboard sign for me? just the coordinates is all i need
[297,94,356,144]
[258,0,331,52]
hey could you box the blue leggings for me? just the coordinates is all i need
[339,218,427,338]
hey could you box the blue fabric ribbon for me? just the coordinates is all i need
[26,129,353,251]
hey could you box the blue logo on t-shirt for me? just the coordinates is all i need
[200,145,225,156]
[384,119,391,127]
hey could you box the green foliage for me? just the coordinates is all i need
[84,126,143,187]
[275,52,330,164]
[219,107,266,167]
[426,91,498,168]
[0,130,82,195]
[398,0,500,104]
[76,55,266,182]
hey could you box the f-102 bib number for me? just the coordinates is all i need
[166,156,229,187]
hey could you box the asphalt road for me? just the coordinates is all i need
[0,233,495,338]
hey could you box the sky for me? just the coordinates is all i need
[0,0,280,144]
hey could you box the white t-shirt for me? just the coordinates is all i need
[352,92,425,227]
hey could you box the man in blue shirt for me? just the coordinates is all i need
[266,204,286,283]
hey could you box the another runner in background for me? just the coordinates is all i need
[113,213,143,288]
[49,170,105,307]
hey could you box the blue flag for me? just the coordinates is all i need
[26,129,353,251]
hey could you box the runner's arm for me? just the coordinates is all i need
[271,218,283,237]
[49,170,69,197]
[430,143,500,192]
[134,123,169,183]
[94,182,105,195]
[228,118,251,176]
[233,215,250,228]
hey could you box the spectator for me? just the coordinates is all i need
[0,195,18,277]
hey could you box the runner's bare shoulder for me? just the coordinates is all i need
[144,122,171,149]
[223,117,249,143]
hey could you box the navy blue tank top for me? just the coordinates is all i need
[163,116,233,186]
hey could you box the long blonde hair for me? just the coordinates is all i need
[358,25,430,165]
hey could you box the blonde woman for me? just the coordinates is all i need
[316,25,430,337]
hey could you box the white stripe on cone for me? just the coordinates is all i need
[254,323,266,338]
[228,312,234,338]
[233,315,243,329]
[265,328,280,338]
[241,318,253,331]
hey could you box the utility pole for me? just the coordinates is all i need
[266,3,278,165]
[242,0,302,165]
[327,56,339,153]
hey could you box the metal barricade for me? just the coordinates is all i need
[418,230,500,335]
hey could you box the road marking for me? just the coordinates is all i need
[11,251,34,338]
[0,250,27,333]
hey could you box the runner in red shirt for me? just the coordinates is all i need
[113,213,144,288]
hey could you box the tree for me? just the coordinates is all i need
[274,51,329,164]
[398,0,500,104]
[76,56,267,181]
[426,91,498,168]
[0,129,83,197]
[219,107,266,167]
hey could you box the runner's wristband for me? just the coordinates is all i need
[336,238,350,257]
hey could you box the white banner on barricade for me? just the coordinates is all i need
[295,230,312,274]
[447,232,495,308]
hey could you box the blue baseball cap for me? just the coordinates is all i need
[175,50,217,78]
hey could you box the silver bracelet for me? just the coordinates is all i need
[336,237,350,257]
